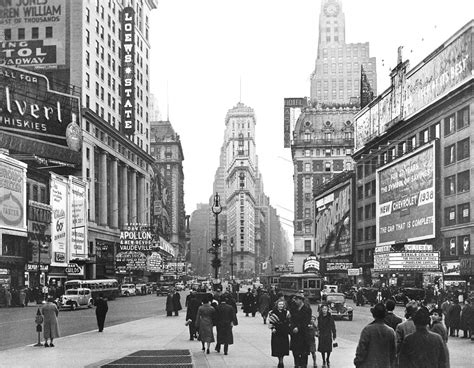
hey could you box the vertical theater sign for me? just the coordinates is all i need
[121,6,135,136]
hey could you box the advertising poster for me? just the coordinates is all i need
[50,173,68,266]
[69,177,87,258]
[115,224,159,273]
[315,183,352,258]
[354,110,370,151]
[442,261,460,276]
[0,155,27,231]
[27,200,52,265]
[374,251,439,271]
[377,143,436,246]
[283,97,306,148]
[0,0,67,69]
[0,66,82,149]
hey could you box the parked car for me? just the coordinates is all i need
[321,284,339,301]
[120,284,136,296]
[325,292,353,321]
[355,287,379,306]
[58,288,94,310]
[393,287,426,305]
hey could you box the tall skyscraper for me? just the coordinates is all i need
[287,0,377,273]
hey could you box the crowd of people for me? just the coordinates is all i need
[0,283,65,307]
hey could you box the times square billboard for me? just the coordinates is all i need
[0,0,67,70]
[315,176,353,258]
[376,142,437,247]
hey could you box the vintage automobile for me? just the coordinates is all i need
[58,288,94,311]
[326,292,353,321]
[355,287,379,306]
[156,282,174,296]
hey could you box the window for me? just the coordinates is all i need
[305,163,311,172]
[305,149,311,157]
[444,144,456,165]
[86,51,90,66]
[445,175,456,196]
[357,229,363,242]
[445,206,456,226]
[86,7,90,22]
[457,106,469,130]
[458,203,470,224]
[304,208,311,219]
[460,235,470,255]
[357,207,363,221]
[32,27,39,39]
[419,129,429,145]
[444,114,455,136]
[304,240,312,252]
[457,170,470,193]
[45,26,53,38]
[324,162,331,172]
[18,28,25,39]
[305,177,311,188]
[447,237,457,255]
[457,138,470,161]
[305,193,311,202]
[304,224,311,234]
[357,185,363,200]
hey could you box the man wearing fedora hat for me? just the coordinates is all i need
[289,292,312,368]
[354,302,396,368]
[399,307,449,368]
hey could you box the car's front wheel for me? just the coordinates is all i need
[71,302,77,311]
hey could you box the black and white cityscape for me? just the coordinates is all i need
[0,1,473,367]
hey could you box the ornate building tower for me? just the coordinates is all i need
[289,0,377,273]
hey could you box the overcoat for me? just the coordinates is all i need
[317,312,336,353]
[242,291,255,314]
[172,292,182,312]
[269,307,290,357]
[42,302,60,339]
[195,303,215,343]
[447,303,461,330]
[258,292,271,317]
[353,319,396,368]
[290,304,312,354]
[399,327,449,368]
[460,303,473,331]
[216,302,238,344]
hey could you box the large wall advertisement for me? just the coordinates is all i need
[354,26,472,151]
[69,177,87,259]
[376,143,436,246]
[50,173,68,266]
[315,182,352,258]
[0,0,67,69]
[27,200,52,266]
[0,154,27,231]
[0,66,82,151]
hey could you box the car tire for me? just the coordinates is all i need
[124,291,129,297]
[71,302,77,311]
[348,313,353,321]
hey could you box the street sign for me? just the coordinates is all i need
[65,263,81,274]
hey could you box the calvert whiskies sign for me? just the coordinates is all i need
[120,6,135,136]
[0,66,82,150]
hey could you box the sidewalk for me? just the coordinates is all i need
[0,311,358,367]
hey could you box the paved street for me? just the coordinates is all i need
[0,296,473,367]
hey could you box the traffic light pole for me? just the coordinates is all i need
[213,211,219,280]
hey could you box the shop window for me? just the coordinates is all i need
[457,106,470,130]
[457,170,470,193]
[444,144,456,165]
[457,138,470,161]
[444,206,456,226]
[457,203,470,224]
[444,175,456,196]
[444,114,455,136]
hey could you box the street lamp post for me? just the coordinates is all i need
[230,237,236,282]
[211,192,222,283]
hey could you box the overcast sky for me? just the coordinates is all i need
[149,0,473,241]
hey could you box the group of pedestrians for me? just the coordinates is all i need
[185,290,238,355]
[440,298,474,339]
[353,298,451,368]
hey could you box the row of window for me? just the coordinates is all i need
[321,45,368,58]
[357,203,376,221]
[444,203,470,227]
[3,27,53,40]
[444,170,470,196]
[446,235,471,256]
[444,106,470,136]
[357,180,376,199]
[444,138,470,165]
[357,226,376,242]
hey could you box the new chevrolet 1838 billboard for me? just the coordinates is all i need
[376,142,436,246]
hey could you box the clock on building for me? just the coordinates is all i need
[324,1,339,17]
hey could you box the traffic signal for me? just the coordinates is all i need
[211,258,222,269]
[212,238,222,248]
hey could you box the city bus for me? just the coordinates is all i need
[64,279,119,300]
[278,273,322,302]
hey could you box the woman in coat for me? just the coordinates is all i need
[195,295,216,354]
[215,296,238,355]
[242,288,256,317]
[269,299,291,368]
[42,297,60,347]
[172,290,182,316]
[317,304,337,367]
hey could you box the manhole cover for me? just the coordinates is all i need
[101,350,192,367]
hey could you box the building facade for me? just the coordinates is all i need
[287,0,376,273]
[353,21,473,289]
[0,0,162,288]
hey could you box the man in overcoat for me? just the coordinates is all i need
[215,295,238,355]
[95,293,109,332]
[172,289,182,316]
[289,292,312,368]
[185,291,201,340]
[242,288,256,317]
[354,303,396,368]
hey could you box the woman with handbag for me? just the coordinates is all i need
[317,304,336,368]
[269,298,291,368]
